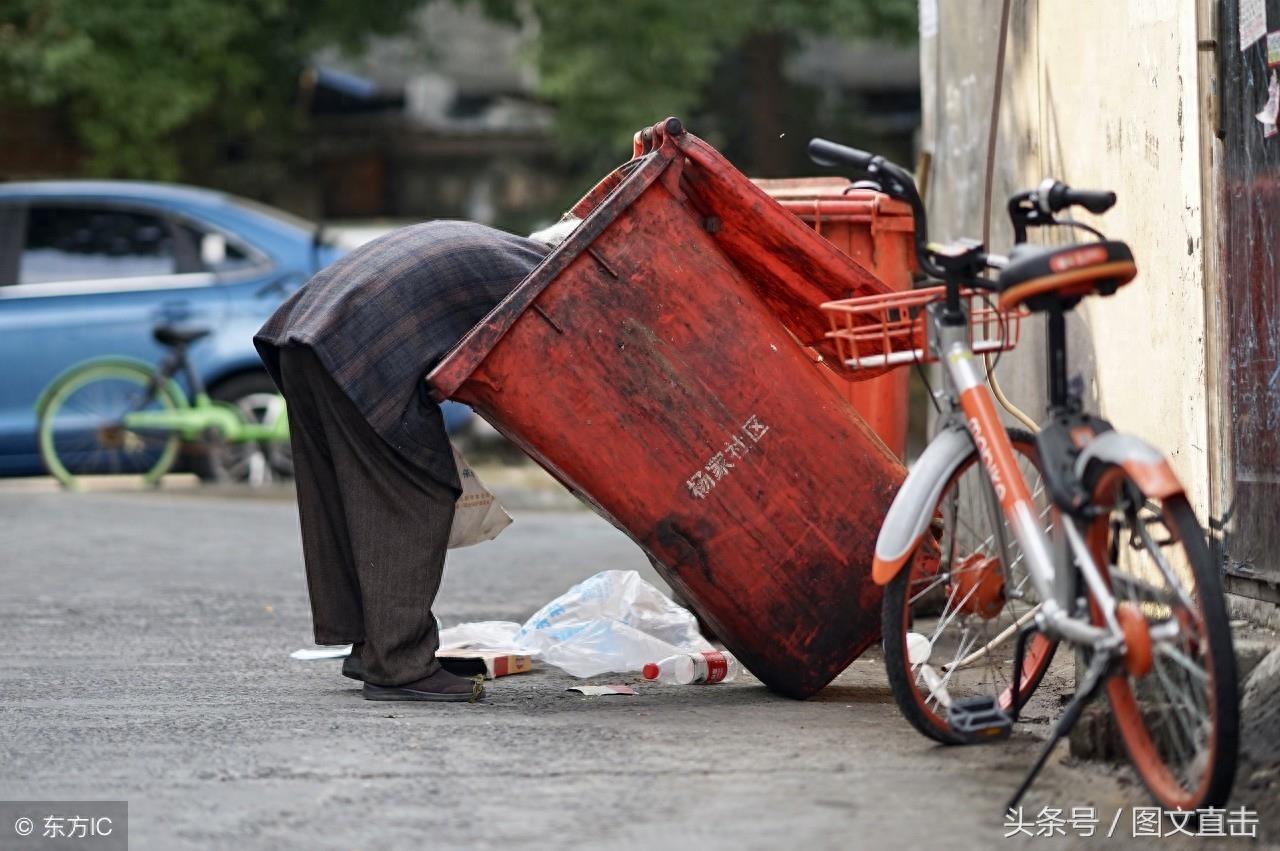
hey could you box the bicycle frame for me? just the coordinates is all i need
[874,309,1125,651]
[122,396,289,443]
[117,344,290,444]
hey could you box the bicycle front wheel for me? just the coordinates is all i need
[883,428,1059,744]
[1087,468,1238,810]
[38,362,183,490]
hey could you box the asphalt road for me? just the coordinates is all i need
[0,485,1261,850]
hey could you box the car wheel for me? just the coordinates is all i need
[192,372,292,485]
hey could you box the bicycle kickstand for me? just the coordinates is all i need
[1005,644,1115,814]
[1007,622,1041,724]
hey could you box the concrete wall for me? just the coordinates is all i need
[920,0,1211,514]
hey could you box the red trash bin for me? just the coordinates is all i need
[755,178,916,458]
[428,119,905,698]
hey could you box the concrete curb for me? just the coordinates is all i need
[1239,646,1280,808]
[1069,626,1279,766]
[0,464,589,512]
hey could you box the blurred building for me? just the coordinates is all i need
[295,1,560,228]
[302,2,920,229]
[0,106,82,178]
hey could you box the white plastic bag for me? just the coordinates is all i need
[437,570,712,677]
[448,444,512,549]
[437,620,523,654]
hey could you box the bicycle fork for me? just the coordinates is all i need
[940,336,1124,652]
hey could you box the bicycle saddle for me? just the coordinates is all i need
[996,240,1136,312]
[153,324,212,347]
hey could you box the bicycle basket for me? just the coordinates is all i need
[821,286,1025,375]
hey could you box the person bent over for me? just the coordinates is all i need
[255,220,555,702]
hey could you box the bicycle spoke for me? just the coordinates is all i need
[1150,658,1201,770]
[928,575,986,647]
[908,574,948,604]
[933,628,980,701]
[888,434,1064,746]
[1132,511,1197,612]
[1154,642,1209,685]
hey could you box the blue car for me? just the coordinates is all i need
[0,181,473,480]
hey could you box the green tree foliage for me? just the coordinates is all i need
[480,0,916,177]
[0,0,916,207]
[0,0,423,179]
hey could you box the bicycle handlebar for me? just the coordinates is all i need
[807,139,1117,295]
[806,138,877,172]
[1008,180,1117,243]
[1037,178,1116,215]
[807,137,945,279]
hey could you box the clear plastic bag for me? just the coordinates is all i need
[437,570,712,677]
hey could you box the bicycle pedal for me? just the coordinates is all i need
[947,695,1013,743]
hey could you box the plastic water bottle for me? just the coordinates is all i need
[642,650,740,684]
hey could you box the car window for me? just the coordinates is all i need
[177,222,263,274]
[20,206,177,285]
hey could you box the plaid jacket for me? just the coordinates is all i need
[255,220,549,489]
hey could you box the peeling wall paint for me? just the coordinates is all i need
[921,0,1211,518]
[1214,0,1280,587]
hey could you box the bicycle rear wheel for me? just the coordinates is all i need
[1087,469,1238,810]
[192,372,292,485]
[38,362,183,490]
[883,428,1059,744]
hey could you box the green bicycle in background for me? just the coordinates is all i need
[36,325,290,490]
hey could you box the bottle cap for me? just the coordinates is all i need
[642,663,659,680]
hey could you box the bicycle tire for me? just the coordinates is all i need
[38,362,184,490]
[883,428,1059,745]
[1087,469,1238,810]
[191,371,292,484]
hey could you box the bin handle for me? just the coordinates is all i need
[531,303,564,334]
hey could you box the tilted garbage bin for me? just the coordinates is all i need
[427,119,905,698]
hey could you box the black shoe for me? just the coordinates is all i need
[362,667,484,703]
[342,647,365,682]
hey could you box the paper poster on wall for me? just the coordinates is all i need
[1255,70,1279,137]
[1240,0,1267,50]
[1268,31,1280,67]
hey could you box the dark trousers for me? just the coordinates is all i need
[278,346,456,687]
